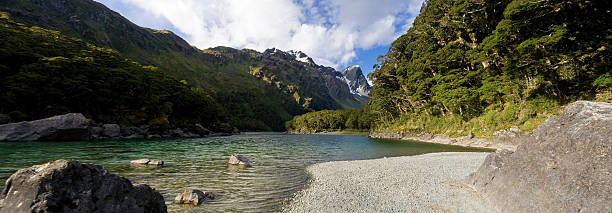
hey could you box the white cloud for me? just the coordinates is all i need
[108,0,423,69]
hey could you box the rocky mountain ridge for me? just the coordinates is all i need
[0,0,369,131]
[263,48,371,108]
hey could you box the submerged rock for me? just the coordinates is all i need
[130,158,164,166]
[0,113,90,142]
[228,155,253,166]
[0,159,166,213]
[173,189,217,205]
[468,101,612,212]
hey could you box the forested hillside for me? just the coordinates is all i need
[0,0,361,131]
[288,0,610,135]
[0,12,227,128]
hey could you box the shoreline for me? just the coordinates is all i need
[368,130,524,151]
[282,152,492,212]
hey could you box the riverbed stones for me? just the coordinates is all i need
[0,159,166,213]
[228,155,253,166]
[0,113,91,142]
[468,101,612,212]
[130,158,164,166]
[173,189,217,205]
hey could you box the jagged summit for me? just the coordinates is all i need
[263,48,370,107]
[264,48,315,65]
[340,65,372,97]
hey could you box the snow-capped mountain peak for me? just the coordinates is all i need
[340,65,372,97]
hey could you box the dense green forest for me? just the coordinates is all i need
[0,12,227,128]
[288,0,611,136]
[285,109,373,133]
[0,0,355,131]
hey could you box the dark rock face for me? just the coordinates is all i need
[0,159,166,213]
[0,113,237,142]
[340,65,371,97]
[467,101,612,212]
[0,113,90,142]
[102,124,121,138]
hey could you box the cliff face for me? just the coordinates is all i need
[340,65,372,97]
[468,101,612,212]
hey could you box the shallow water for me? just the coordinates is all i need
[0,133,490,212]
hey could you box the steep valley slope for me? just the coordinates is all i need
[0,0,371,131]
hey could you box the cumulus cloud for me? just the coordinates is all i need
[108,0,423,68]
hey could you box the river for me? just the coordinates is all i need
[0,133,490,212]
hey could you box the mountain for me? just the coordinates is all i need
[0,0,367,131]
[263,48,370,109]
[287,0,610,135]
[340,65,372,97]
[0,12,227,129]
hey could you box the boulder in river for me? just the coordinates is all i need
[228,155,253,166]
[468,101,612,212]
[0,159,166,213]
[0,113,90,142]
[130,158,164,166]
[173,189,217,205]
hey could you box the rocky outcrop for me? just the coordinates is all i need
[173,189,217,205]
[228,155,253,166]
[368,128,521,151]
[340,65,371,97]
[0,159,166,213]
[467,101,612,212]
[130,159,164,166]
[0,113,90,142]
[0,113,238,142]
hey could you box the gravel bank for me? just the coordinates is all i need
[282,152,492,213]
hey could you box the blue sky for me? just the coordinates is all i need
[95,0,423,77]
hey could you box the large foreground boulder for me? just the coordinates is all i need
[0,113,91,142]
[0,160,166,213]
[468,101,612,212]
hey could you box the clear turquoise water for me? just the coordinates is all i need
[0,133,491,212]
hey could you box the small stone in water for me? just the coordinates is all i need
[173,189,217,205]
[228,155,253,166]
[130,158,164,166]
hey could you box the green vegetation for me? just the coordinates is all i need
[367,0,610,136]
[0,13,227,128]
[0,0,345,131]
[289,0,610,136]
[286,109,373,133]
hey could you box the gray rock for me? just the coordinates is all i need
[228,155,253,166]
[102,124,120,138]
[89,126,103,139]
[0,113,90,142]
[168,129,186,137]
[192,124,211,136]
[467,101,612,212]
[130,158,164,166]
[121,126,146,139]
[173,189,217,205]
[0,159,166,213]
